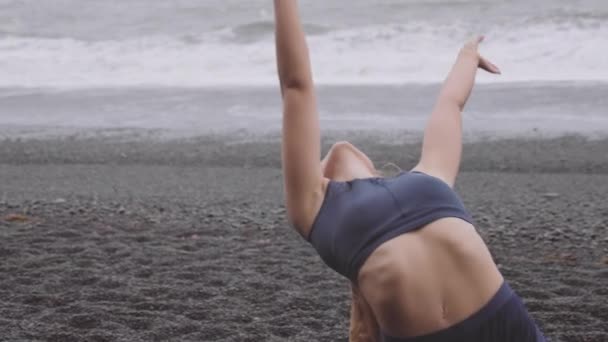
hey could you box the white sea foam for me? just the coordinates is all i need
[0,20,606,88]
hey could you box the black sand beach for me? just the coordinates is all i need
[1,135,607,342]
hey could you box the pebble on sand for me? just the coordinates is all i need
[541,192,560,199]
[4,214,29,222]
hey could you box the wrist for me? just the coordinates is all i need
[458,47,480,62]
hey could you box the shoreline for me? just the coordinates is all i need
[2,81,608,141]
[1,133,608,174]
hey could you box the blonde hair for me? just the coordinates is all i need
[374,162,403,177]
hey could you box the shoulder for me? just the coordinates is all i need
[287,177,332,239]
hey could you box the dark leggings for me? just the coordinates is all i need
[382,282,547,342]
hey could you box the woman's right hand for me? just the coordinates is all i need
[461,36,501,75]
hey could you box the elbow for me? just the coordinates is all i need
[436,95,465,112]
[280,76,313,93]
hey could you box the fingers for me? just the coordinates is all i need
[464,35,501,74]
[465,35,484,51]
[479,55,501,74]
[473,35,484,47]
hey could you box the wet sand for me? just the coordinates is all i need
[1,135,607,342]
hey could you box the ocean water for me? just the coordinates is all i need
[0,0,607,139]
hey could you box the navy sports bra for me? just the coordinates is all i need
[307,171,474,282]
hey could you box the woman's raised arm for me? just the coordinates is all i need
[412,36,500,187]
[274,0,324,236]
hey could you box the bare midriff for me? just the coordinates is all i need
[356,217,504,338]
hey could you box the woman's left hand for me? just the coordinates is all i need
[462,36,501,75]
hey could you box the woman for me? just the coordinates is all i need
[273,1,546,341]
